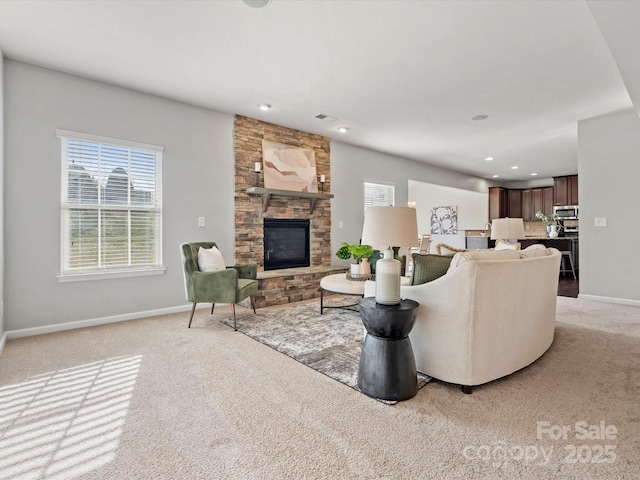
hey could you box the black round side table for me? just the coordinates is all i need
[357,297,419,401]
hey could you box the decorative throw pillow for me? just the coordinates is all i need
[520,244,550,258]
[448,248,522,269]
[410,254,454,285]
[436,244,466,256]
[495,240,521,251]
[198,246,226,272]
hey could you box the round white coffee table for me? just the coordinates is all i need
[319,273,410,314]
[319,273,366,314]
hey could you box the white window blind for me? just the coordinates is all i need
[364,182,395,215]
[58,130,163,277]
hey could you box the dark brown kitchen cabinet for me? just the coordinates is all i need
[554,175,578,206]
[532,189,543,217]
[543,186,554,217]
[532,187,554,218]
[488,187,508,220]
[522,189,533,219]
[490,185,554,221]
[554,177,568,205]
[508,189,522,218]
[498,186,554,220]
[569,175,578,205]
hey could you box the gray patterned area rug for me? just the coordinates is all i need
[220,298,430,402]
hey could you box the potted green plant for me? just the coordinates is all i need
[535,211,560,238]
[336,242,374,276]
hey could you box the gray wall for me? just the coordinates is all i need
[12,56,636,334]
[330,141,492,263]
[4,60,235,331]
[578,108,640,303]
[0,49,5,340]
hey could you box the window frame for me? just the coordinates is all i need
[57,129,165,282]
[364,181,395,215]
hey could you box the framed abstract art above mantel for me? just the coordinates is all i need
[261,140,319,193]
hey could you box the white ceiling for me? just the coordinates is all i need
[0,0,638,182]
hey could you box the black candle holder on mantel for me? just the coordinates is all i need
[254,171,260,187]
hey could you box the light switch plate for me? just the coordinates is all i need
[594,217,607,227]
[198,217,205,227]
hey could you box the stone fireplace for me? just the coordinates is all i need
[233,115,344,307]
[263,218,310,270]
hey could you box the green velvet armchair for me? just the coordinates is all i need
[180,242,258,330]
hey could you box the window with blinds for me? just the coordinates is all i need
[58,130,163,277]
[364,182,395,214]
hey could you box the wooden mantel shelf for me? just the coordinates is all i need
[246,187,334,213]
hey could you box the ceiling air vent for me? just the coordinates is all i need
[314,113,337,122]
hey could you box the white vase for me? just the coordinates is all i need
[548,224,559,238]
[350,263,360,275]
[375,249,401,305]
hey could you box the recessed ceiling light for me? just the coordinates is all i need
[485,156,494,161]
[511,166,519,170]
[531,172,538,176]
[337,126,349,133]
[472,114,489,121]
[258,104,271,111]
[492,174,500,178]
[242,0,271,8]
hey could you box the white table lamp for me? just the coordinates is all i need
[490,218,525,243]
[361,206,419,305]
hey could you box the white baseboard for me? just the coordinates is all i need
[578,294,640,307]
[4,303,206,341]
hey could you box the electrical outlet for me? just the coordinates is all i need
[594,217,607,227]
[198,217,205,227]
[339,221,343,229]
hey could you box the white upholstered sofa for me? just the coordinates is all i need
[364,245,562,393]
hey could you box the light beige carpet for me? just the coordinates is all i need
[219,299,430,401]
[1,296,639,479]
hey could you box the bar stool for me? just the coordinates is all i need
[560,250,577,279]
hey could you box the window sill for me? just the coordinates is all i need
[58,267,166,283]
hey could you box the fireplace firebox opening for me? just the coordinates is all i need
[263,218,310,270]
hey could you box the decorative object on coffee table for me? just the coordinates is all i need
[357,297,419,401]
[335,242,373,278]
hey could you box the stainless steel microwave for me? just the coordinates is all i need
[553,205,578,219]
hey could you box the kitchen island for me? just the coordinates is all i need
[519,237,579,273]
[470,236,579,272]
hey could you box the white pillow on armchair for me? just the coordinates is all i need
[198,246,226,272]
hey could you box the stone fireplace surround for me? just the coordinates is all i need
[234,116,344,308]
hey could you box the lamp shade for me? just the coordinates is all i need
[361,206,419,306]
[490,218,525,241]
[361,206,419,248]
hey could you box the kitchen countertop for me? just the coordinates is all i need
[464,234,578,240]
[521,236,578,240]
